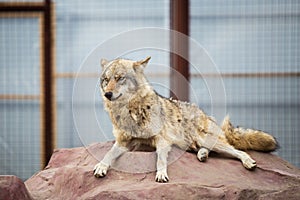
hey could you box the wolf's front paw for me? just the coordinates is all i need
[93,162,109,178]
[155,170,169,183]
[242,157,257,170]
[197,148,209,162]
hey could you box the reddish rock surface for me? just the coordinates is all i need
[25,142,300,200]
[0,175,32,200]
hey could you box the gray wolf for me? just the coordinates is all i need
[93,57,278,182]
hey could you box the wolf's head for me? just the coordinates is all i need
[100,57,151,102]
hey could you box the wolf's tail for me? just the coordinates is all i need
[222,116,279,152]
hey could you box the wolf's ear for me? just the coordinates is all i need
[101,58,109,68]
[134,56,151,68]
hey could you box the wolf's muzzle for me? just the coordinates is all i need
[104,92,122,101]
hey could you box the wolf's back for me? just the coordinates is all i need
[222,116,278,152]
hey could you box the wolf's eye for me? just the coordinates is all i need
[116,76,125,82]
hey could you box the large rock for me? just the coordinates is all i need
[0,175,32,200]
[25,142,300,199]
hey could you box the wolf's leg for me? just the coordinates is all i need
[155,139,171,183]
[212,140,257,169]
[94,142,128,178]
[204,120,257,169]
[196,118,224,162]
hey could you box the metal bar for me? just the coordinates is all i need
[0,2,45,12]
[0,94,40,100]
[192,72,300,78]
[192,13,300,20]
[55,72,99,79]
[170,0,190,101]
[55,71,300,79]
[55,72,170,79]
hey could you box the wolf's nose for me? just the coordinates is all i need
[104,92,113,100]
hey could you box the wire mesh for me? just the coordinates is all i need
[190,0,300,167]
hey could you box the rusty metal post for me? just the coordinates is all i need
[170,0,189,101]
[42,0,55,167]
